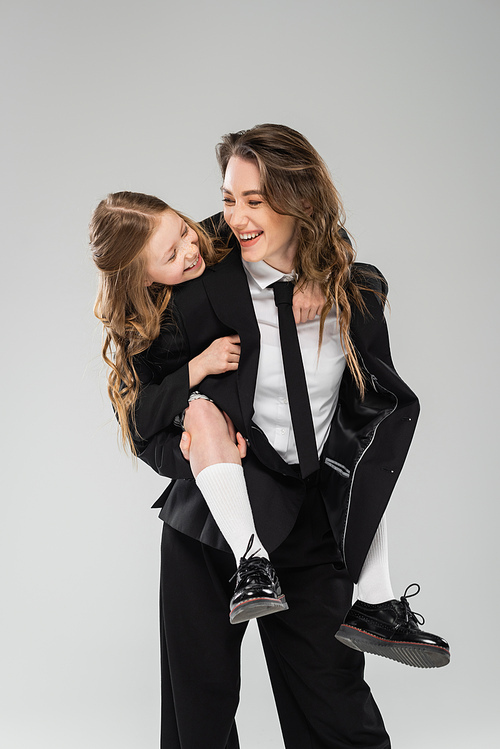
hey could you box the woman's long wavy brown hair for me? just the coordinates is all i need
[90,191,219,453]
[216,124,385,396]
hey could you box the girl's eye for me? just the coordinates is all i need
[222,197,234,205]
[166,250,177,263]
[248,201,262,207]
[181,224,189,237]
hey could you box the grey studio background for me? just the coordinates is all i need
[1,0,498,747]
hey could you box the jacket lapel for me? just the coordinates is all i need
[202,249,297,478]
[202,248,260,428]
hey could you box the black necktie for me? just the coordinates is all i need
[271,280,320,478]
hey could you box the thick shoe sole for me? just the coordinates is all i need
[335,624,450,669]
[230,595,288,625]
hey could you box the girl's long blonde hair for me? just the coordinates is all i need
[90,191,219,452]
[216,124,385,396]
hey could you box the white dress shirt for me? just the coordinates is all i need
[242,259,346,465]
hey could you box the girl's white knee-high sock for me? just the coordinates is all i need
[195,463,267,562]
[356,514,395,604]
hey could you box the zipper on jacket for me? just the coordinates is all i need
[340,370,398,563]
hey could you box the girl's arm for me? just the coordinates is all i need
[132,332,240,444]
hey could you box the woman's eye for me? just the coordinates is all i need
[248,201,262,207]
[222,197,234,204]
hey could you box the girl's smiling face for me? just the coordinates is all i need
[145,210,205,286]
[222,156,298,273]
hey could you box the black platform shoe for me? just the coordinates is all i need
[229,537,288,625]
[335,584,450,668]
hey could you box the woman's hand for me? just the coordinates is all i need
[188,335,241,387]
[179,411,247,462]
[292,281,325,323]
[222,411,247,460]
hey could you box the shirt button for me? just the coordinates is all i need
[280,429,285,435]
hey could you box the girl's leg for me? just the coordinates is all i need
[182,396,289,624]
[181,398,288,624]
[336,513,450,668]
[355,514,394,604]
[182,396,266,561]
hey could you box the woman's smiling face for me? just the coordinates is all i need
[144,210,205,286]
[222,156,298,273]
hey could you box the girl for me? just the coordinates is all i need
[90,191,324,624]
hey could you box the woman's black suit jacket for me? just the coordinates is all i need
[132,223,419,582]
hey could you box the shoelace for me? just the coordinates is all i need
[400,583,425,626]
[229,534,262,583]
[234,557,275,588]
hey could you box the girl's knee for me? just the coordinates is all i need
[184,398,225,432]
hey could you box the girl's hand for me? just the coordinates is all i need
[293,281,325,323]
[188,335,241,387]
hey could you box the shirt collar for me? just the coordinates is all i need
[242,258,296,290]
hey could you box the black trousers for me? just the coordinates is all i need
[159,487,390,749]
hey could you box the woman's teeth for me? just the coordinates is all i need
[240,231,263,240]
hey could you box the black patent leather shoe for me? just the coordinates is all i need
[229,537,288,625]
[335,584,450,668]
